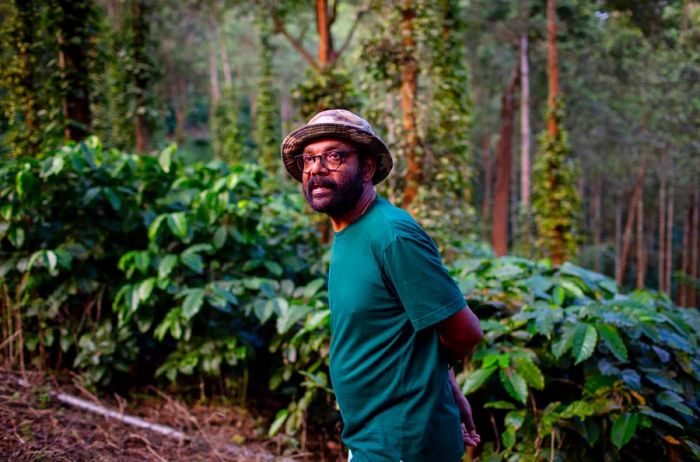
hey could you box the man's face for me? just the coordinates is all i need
[301,138,366,217]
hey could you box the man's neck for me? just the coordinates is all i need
[331,187,376,232]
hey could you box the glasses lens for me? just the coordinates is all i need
[323,151,342,170]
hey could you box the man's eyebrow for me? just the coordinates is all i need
[302,144,346,154]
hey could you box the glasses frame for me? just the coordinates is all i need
[295,150,357,173]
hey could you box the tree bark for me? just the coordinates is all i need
[636,185,645,288]
[219,19,233,89]
[546,0,560,137]
[691,189,699,307]
[207,13,221,107]
[615,196,622,282]
[616,162,646,287]
[482,134,492,241]
[666,186,674,297]
[592,178,602,272]
[55,0,93,142]
[519,22,531,211]
[492,68,519,257]
[173,75,187,146]
[315,0,335,67]
[659,172,667,293]
[400,0,422,210]
[132,0,149,153]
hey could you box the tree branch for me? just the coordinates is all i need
[329,0,338,26]
[334,6,368,62]
[271,11,319,71]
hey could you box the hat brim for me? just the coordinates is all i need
[280,123,393,184]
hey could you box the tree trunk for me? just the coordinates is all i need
[616,162,646,287]
[400,0,422,210]
[55,0,93,142]
[207,13,221,107]
[315,0,335,67]
[636,185,645,288]
[680,202,690,306]
[659,172,667,293]
[592,178,602,272]
[519,0,531,212]
[691,189,699,307]
[173,75,187,146]
[666,186,674,297]
[482,134,492,241]
[546,0,560,137]
[615,196,622,282]
[492,68,519,257]
[219,21,233,89]
[132,0,149,153]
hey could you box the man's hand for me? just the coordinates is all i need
[449,368,481,448]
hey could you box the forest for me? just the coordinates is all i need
[0,0,699,461]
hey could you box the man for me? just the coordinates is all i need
[280,109,483,462]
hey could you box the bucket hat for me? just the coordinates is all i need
[280,109,393,184]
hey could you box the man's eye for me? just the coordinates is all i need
[326,152,340,161]
[302,155,314,163]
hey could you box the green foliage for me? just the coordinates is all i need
[0,138,326,399]
[531,102,581,264]
[211,86,244,163]
[452,257,700,461]
[292,67,361,120]
[253,14,281,173]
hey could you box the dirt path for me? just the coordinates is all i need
[0,369,339,461]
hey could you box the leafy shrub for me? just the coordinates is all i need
[452,257,700,461]
[0,138,327,397]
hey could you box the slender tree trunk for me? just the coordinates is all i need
[546,0,560,137]
[55,0,93,142]
[219,23,233,88]
[492,68,519,257]
[691,189,699,306]
[400,0,422,210]
[173,75,187,146]
[666,186,674,296]
[659,172,667,293]
[680,203,690,306]
[615,196,622,282]
[592,178,602,272]
[482,134,492,241]
[315,0,335,67]
[132,0,149,153]
[519,0,531,211]
[207,13,221,107]
[616,162,646,287]
[636,187,645,288]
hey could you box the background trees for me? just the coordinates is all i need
[0,0,698,300]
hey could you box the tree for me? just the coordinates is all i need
[531,0,580,265]
[254,13,281,171]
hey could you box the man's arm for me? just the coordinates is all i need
[437,305,483,361]
[438,306,483,448]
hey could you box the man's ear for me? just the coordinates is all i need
[362,156,377,183]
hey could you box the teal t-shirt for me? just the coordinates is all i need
[328,197,465,462]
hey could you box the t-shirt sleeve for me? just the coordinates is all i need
[381,230,466,331]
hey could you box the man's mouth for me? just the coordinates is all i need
[308,181,335,196]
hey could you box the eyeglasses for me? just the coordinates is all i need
[295,150,356,173]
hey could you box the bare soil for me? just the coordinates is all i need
[0,368,343,462]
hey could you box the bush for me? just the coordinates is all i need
[0,138,327,400]
[452,257,700,461]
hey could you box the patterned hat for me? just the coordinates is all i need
[280,109,393,184]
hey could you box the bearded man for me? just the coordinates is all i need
[280,109,483,462]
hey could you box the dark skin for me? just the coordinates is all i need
[301,138,483,448]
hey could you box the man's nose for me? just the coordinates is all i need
[307,156,328,175]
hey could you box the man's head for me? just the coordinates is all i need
[280,109,393,186]
[299,138,376,216]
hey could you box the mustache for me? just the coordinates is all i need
[307,177,336,192]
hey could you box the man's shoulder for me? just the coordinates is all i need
[371,197,424,238]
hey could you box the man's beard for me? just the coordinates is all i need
[304,169,365,217]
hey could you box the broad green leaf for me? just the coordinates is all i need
[638,408,683,429]
[103,188,121,211]
[501,428,516,450]
[572,323,598,364]
[137,278,156,303]
[303,278,325,299]
[167,212,189,239]
[514,355,544,390]
[268,409,289,437]
[148,215,167,242]
[158,255,178,279]
[552,285,565,306]
[213,226,227,249]
[181,252,204,274]
[8,227,25,248]
[181,289,205,319]
[560,279,585,299]
[552,325,575,359]
[499,367,528,404]
[561,400,594,419]
[276,301,310,334]
[657,391,695,416]
[684,439,700,459]
[264,260,283,277]
[596,324,628,361]
[483,400,516,410]
[158,144,175,172]
[462,366,497,395]
[644,370,683,393]
[611,412,638,449]
[505,410,525,430]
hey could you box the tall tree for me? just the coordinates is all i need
[531,0,580,265]
[254,13,281,171]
